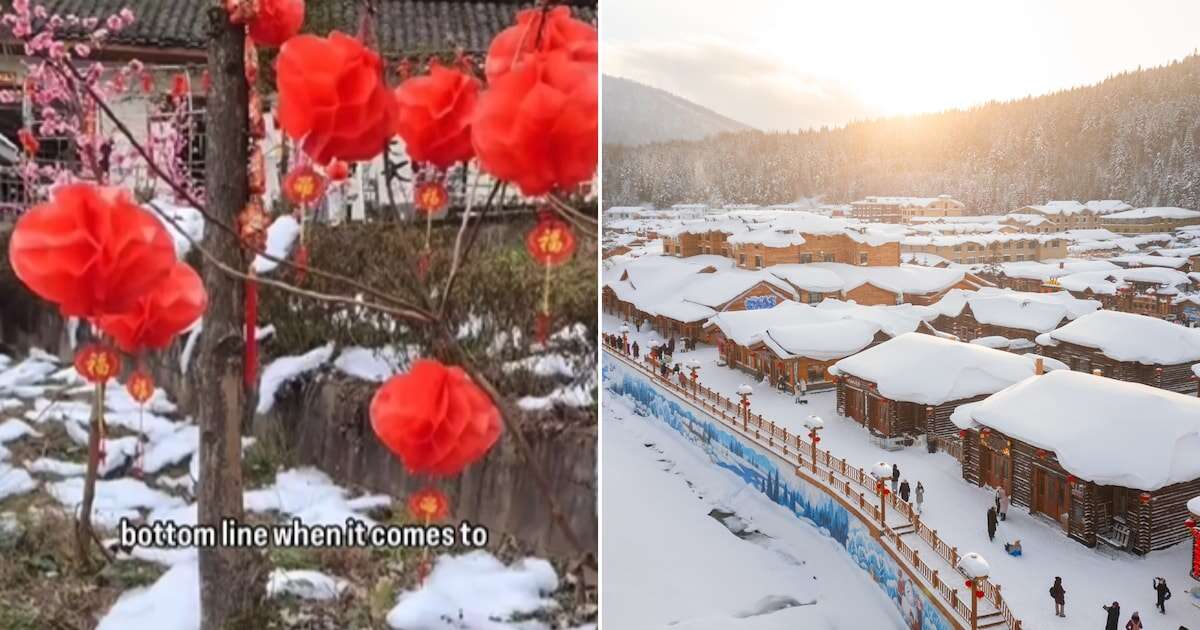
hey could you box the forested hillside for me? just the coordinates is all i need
[603,54,1200,213]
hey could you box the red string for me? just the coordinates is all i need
[244,277,258,388]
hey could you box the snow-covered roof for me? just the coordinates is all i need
[931,287,1100,333]
[1037,310,1200,365]
[993,259,1119,282]
[704,301,819,347]
[1054,266,1191,295]
[816,299,939,337]
[661,218,750,237]
[764,320,881,361]
[1189,495,1200,517]
[832,332,1066,405]
[1084,200,1134,215]
[901,232,1059,247]
[1062,228,1122,242]
[950,370,1200,491]
[725,213,903,247]
[1110,254,1189,269]
[768,263,968,297]
[1017,201,1088,216]
[852,196,952,208]
[1105,207,1200,221]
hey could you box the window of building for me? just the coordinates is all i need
[739,253,746,265]
[1016,241,1024,249]
[954,244,962,251]
[754,255,763,269]
[800,253,812,264]
[823,252,835,262]
[675,244,682,255]
[859,252,868,265]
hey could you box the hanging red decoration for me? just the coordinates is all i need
[369,359,502,476]
[326,160,349,182]
[407,487,450,522]
[140,72,154,94]
[484,6,597,82]
[472,51,597,197]
[283,164,327,206]
[276,32,397,164]
[126,371,156,405]
[525,214,576,267]
[1139,492,1151,505]
[17,128,38,155]
[8,184,176,318]
[74,344,121,384]
[413,180,449,215]
[249,144,266,195]
[975,590,985,599]
[393,61,479,170]
[96,262,208,353]
[247,0,305,48]
[958,429,968,438]
[1066,474,1076,485]
[171,73,189,99]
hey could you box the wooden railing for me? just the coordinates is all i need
[608,347,1022,630]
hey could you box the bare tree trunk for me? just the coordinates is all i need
[197,6,264,628]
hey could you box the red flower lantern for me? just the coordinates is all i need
[407,487,451,522]
[283,164,327,206]
[393,62,479,170]
[276,32,397,164]
[413,180,449,215]
[96,262,208,353]
[126,371,155,405]
[74,344,121,384]
[8,184,176,318]
[326,160,349,182]
[525,214,577,267]
[484,6,597,82]
[17,128,38,155]
[247,0,304,48]
[369,359,502,476]
[472,51,597,197]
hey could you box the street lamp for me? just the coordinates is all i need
[736,384,753,427]
[957,552,990,630]
[686,359,701,395]
[804,414,824,473]
[871,461,891,527]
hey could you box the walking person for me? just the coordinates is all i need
[998,486,1010,522]
[993,486,1002,514]
[1125,612,1142,630]
[1049,576,1065,617]
[1153,577,1171,614]
[915,482,924,515]
[986,506,998,542]
[899,479,911,503]
[1103,602,1121,630]
[891,464,900,494]
[632,341,639,359]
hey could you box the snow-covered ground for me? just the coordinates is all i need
[601,393,905,629]
[605,313,1200,629]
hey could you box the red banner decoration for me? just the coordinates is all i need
[407,487,450,522]
[393,62,479,170]
[525,214,576,267]
[413,180,449,215]
[8,184,176,318]
[96,262,208,353]
[472,51,597,197]
[369,359,502,476]
[126,371,155,405]
[283,164,327,206]
[247,0,304,48]
[74,344,121,384]
[484,6,597,82]
[276,32,397,164]
[1187,519,1199,580]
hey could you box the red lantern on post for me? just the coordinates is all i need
[126,371,155,405]
[74,344,121,384]
[413,180,449,215]
[526,211,577,344]
[407,487,451,523]
[283,164,327,207]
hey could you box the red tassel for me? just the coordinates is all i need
[244,277,258,388]
[534,311,552,345]
[416,251,431,281]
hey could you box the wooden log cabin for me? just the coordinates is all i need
[929,287,1100,343]
[953,370,1200,554]
[767,262,992,308]
[830,332,1064,443]
[1034,310,1200,395]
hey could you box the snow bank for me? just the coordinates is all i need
[386,551,558,630]
[251,215,301,274]
[97,561,199,630]
[952,370,1200,490]
[48,477,185,526]
[833,332,1066,405]
[256,343,335,414]
[333,346,408,382]
[0,463,37,500]
[267,569,349,601]
[243,467,390,526]
[26,457,85,477]
[1042,310,1200,364]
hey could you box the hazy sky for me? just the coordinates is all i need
[603,0,1200,131]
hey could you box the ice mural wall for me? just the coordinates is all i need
[605,354,957,630]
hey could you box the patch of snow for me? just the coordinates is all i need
[333,346,408,382]
[149,198,206,259]
[267,569,350,601]
[0,463,37,500]
[0,418,41,444]
[97,561,199,630]
[26,457,86,477]
[1043,310,1200,364]
[180,322,202,375]
[518,384,593,411]
[243,467,388,526]
[256,343,335,414]
[251,215,301,274]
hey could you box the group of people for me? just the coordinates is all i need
[1047,572,1176,628]
[986,486,1018,557]
[888,464,925,515]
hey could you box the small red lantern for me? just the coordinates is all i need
[1066,475,1076,485]
[413,180,449,215]
[975,590,985,599]
[1139,492,1151,505]
[813,436,821,443]
[964,580,973,589]
[126,371,155,405]
[140,72,154,94]
[407,487,451,522]
[247,0,304,48]
[74,344,121,384]
[980,428,991,437]
[283,164,327,206]
[17,128,38,155]
[525,214,577,267]
[326,160,350,182]
[958,429,968,438]
[1185,517,1196,529]
[171,73,189,99]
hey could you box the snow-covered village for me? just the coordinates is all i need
[600,2,1200,629]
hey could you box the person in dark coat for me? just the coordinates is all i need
[899,479,911,502]
[890,464,900,493]
[1049,576,1065,617]
[1103,601,1120,630]
[1153,577,1171,613]
[667,336,676,355]
[986,506,998,542]
[1126,612,1142,630]
[631,341,639,358]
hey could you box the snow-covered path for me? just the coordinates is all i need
[606,314,1200,629]
[601,393,905,629]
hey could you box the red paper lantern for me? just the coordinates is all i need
[17,128,38,155]
[472,51,597,197]
[326,160,349,182]
[126,370,155,405]
[964,580,973,588]
[247,0,304,48]
[393,62,479,170]
[1186,518,1196,529]
[96,262,208,353]
[413,180,449,215]
[283,164,327,206]
[485,6,597,82]
[74,344,121,384]
[958,429,968,438]
[171,73,189,99]
[8,184,176,318]
[975,590,985,599]
[525,214,577,267]
[369,359,502,476]
[276,32,397,164]
[407,487,450,522]
[1139,492,1151,505]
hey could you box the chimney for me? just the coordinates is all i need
[1034,357,1045,375]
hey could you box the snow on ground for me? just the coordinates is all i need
[251,214,301,274]
[243,466,391,527]
[267,569,350,601]
[256,343,335,414]
[601,391,904,629]
[605,313,1197,630]
[332,345,410,381]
